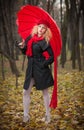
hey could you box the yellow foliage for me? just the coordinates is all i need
[0,70,84,130]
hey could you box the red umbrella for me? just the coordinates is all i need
[16,5,62,109]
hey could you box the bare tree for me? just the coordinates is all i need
[0,0,20,76]
[63,0,83,70]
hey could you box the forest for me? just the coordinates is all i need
[0,0,84,130]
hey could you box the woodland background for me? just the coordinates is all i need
[0,0,84,130]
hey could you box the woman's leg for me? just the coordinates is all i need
[42,88,51,123]
[23,78,34,122]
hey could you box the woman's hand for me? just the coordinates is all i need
[18,39,25,48]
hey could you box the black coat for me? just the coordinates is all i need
[21,36,54,90]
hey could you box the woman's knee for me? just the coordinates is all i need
[42,88,48,96]
[23,78,35,96]
[23,89,28,96]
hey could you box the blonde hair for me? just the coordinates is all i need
[31,25,52,43]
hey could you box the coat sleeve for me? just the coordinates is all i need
[20,35,31,54]
[15,35,31,54]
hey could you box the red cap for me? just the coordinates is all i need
[37,19,50,27]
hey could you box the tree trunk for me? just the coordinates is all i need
[70,21,76,69]
[0,0,20,77]
[76,21,82,70]
[60,12,67,68]
[9,59,21,77]
[1,54,5,80]
[68,0,76,69]
[22,55,26,71]
[81,14,84,70]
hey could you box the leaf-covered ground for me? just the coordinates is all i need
[0,69,84,130]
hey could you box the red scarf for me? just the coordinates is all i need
[49,58,57,109]
[26,34,50,59]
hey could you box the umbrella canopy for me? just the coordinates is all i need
[16,5,62,109]
[16,5,62,57]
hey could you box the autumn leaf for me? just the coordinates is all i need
[0,70,84,130]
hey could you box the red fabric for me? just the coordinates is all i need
[16,5,62,109]
[37,19,50,28]
[26,34,43,56]
[26,34,50,60]
[49,59,57,108]
[16,5,62,57]
[42,51,50,60]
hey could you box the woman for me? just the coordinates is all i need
[18,20,54,124]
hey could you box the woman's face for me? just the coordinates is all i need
[37,24,47,37]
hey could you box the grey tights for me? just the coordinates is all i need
[23,78,50,117]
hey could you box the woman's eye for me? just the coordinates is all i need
[38,25,41,27]
[43,27,46,29]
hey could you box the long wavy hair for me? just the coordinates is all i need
[31,25,52,43]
